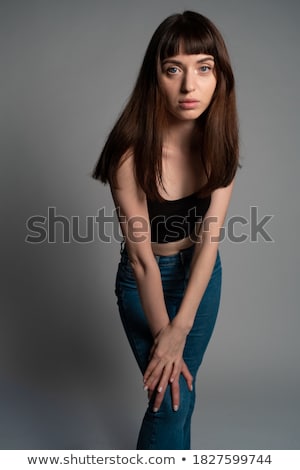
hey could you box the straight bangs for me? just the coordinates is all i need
[159,26,217,62]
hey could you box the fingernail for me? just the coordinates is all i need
[189,384,193,391]
[157,386,162,393]
[153,408,158,413]
[143,385,148,391]
[173,405,179,412]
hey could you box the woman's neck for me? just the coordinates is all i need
[163,118,197,153]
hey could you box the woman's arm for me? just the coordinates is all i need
[111,152,193,409]
[111,153,170,336]
[175,179,235,329]
[143,179,235,400]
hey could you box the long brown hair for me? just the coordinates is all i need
[91,11,239,200]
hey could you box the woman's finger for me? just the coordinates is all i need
[143,356,160,384]
[181,360,193,391]
[152,363,173,412]
[169,360,181,384]
[170,378,180,411]
[144,360,166,392]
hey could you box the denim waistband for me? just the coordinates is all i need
[120,240,195,266]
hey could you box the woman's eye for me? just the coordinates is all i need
[199,65,211,73]
[166,67,179,74]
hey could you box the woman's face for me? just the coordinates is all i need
[158,52,217,123]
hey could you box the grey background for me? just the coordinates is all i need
[1,0,299,449]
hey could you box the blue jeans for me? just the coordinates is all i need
[115,242,222,450]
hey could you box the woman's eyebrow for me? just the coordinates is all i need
[162,56,215,65]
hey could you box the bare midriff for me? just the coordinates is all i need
[151,230,200,256]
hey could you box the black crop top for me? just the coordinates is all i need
[147,192,211,243]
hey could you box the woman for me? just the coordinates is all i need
[92,11,239,450]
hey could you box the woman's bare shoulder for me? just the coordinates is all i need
[111,149,145,205]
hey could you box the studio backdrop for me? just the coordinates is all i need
[0,0,299,449]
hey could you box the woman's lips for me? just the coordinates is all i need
[178,100,200,109]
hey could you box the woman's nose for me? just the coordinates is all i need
[180,71,196,93]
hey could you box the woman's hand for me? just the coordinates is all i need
[143,323,193,411]
[147,359,193,412]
